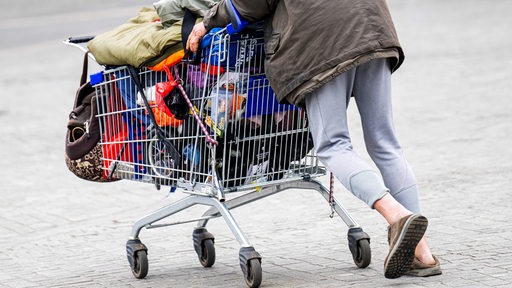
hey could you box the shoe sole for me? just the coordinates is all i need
[384,215,428,279]
[404,266,442,277]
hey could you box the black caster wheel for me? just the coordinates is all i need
[347,227,371,268]
[244,258,262,288]
[193,228,215,267]
[353,238,371,268]
[199,238,216,267]
[126,239,149,279]
[239,247,262,288]
[132,250,149,279]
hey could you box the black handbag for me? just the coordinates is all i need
[64,52,118,182]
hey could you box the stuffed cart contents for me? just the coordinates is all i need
[93,28,315,190]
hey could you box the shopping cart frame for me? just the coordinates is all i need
[64,22,372,288]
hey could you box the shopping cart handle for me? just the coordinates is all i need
[225,0,248,34]
[63,36,96,54]
[66,36,95,44]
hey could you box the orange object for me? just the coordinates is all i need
[151,104,184,127]
[230,94,245,119]
[148,50,185,71]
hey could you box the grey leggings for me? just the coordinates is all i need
[305,58,421,213]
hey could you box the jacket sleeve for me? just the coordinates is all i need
[203,0,277,30]
[154,0,219,28]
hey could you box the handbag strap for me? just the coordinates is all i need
[72,51,95,111]
[80,51,90,86]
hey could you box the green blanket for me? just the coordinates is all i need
[87,7,183,68]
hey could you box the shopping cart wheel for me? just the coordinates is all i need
[126,239,149,279]
[239,247,262,288]
[347,227,371,268]
[244,258,262,288]
[193,228,216,267]
[199,239,216,267]
[354,239,371,268]
[132,250,149,279]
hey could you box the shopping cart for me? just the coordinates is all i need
[64,11,371,288]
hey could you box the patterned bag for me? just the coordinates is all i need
[64,52,118,182]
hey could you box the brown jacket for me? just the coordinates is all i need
[203,0,404,106]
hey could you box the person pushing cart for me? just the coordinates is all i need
[187,0,442,280]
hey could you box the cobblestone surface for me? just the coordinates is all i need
[1,0,511,287]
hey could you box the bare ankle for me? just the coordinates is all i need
[415,239,435,264]
[373,193,412,225]
[416,254,435,265]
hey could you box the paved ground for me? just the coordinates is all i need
[1,0,511,287]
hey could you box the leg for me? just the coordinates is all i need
[305,68,388,207]
[353,58,421,213]
[305,63,436,277]
[353,58,435,265]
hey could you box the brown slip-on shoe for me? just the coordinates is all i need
[405,255,442,277]
[384,214,428,279]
